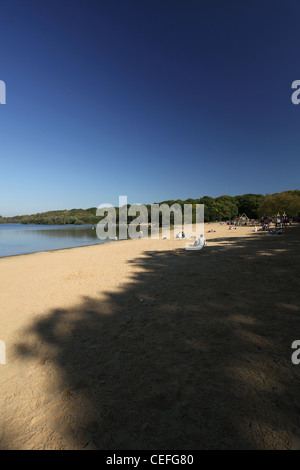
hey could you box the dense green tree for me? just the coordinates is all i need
[1,190,299,225]
[234,194,264,219]
[258,191,300,217]
[215,195,238,220]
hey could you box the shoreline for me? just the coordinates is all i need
[0,239,120,260]
[0,221,257,259]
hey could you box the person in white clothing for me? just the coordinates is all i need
[198,234,207,246]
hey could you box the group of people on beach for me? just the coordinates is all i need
[175,230,207,247]
[255,213,291,235]
[260,213,290,230]
[176,231,186,239]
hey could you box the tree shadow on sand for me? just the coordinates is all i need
[11,226,300,449]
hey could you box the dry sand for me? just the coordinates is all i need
[0,222,300,450]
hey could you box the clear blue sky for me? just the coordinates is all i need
[0,0,300,216]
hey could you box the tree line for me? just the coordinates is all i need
[0,190,299,225]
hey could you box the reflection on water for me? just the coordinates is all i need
[0,224,109,258]
[0,224,153,258]
[34,227,100,240]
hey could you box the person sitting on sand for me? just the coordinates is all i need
[198,234,207,246]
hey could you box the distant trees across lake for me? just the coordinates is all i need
[0,190,299,225]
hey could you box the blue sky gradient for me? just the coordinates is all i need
[1,0,300,216]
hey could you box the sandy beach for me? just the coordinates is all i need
[0,222,300,450]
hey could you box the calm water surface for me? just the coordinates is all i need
[0,224,116,257]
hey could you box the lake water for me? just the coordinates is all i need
[0,224,117,258]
